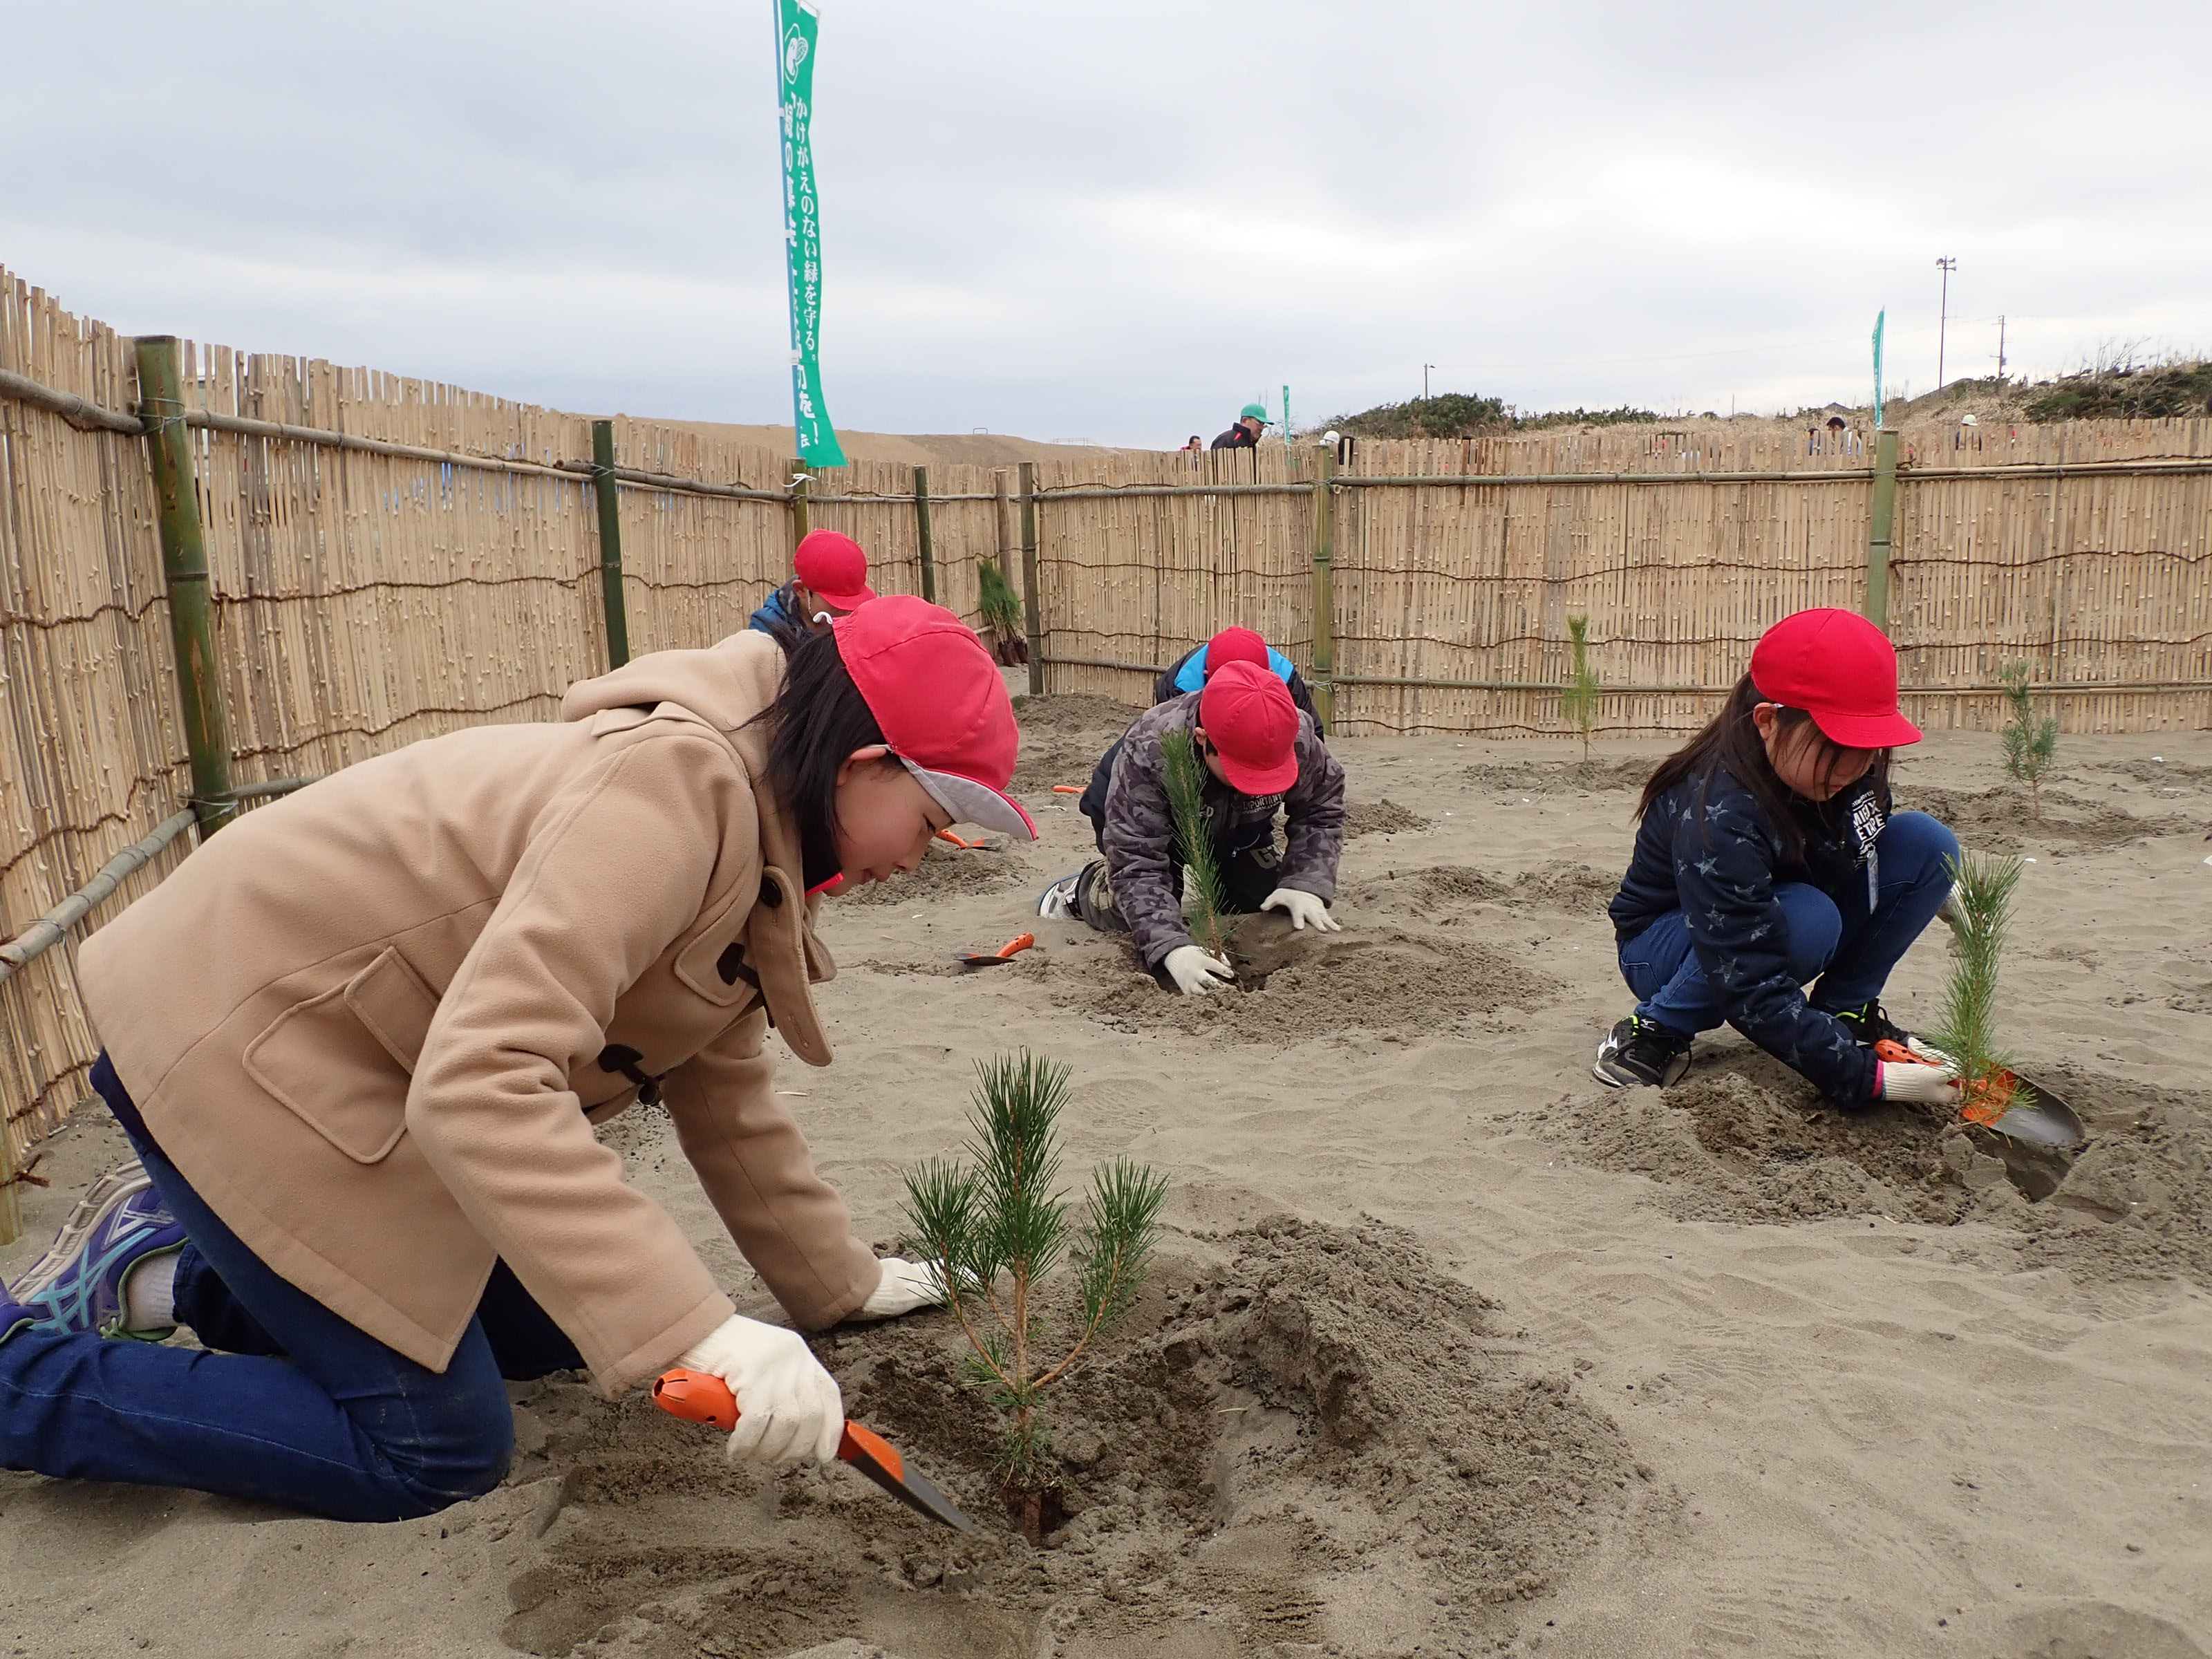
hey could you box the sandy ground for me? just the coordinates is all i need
[4,709,2211,1659]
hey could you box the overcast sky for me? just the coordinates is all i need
[6,1,2206,447]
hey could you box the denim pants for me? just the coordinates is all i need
[1618,810,1958,1037]
[0,1053,582,1520]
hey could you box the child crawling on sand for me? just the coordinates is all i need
[1594,608,1964,1109]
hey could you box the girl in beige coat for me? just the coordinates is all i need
[0,596,1033,1519]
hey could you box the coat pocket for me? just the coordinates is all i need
[242,948,440,1165]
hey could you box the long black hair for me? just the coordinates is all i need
[1635,675,1892,861]
[749,627,888,879]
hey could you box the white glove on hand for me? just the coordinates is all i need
[1261,888,1342,932]
[1905,1035,1957,1069]
[1877,1058,1962,1107]
[1162,944,1236,995]
[677,1314,843,1465]
[857,1256,944,1318]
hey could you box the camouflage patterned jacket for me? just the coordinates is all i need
[1100,694,1347,966]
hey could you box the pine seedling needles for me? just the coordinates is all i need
[1998,663,2058,821]
[977,559,1026,663]
[1927,851,2036,1120]
[1159,727,1232,959]
[901,1052,1167,1539]
[1562,614,1600,761]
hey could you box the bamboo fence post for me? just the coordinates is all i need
[1309,446,1338,730]
[133,336,235,838]
[789,456,810,552]
[1865,428,1899,626]
[913,465,937,604]
[1018,461,1042,695]
[590,420,631,668]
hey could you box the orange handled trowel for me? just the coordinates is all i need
[651,1369,976,1534]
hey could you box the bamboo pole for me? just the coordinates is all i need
[1309,447,1338,729]
[1866,428,1900,624]
[133,336,235,837]
[789,456,811,552]
[1019,461,1042,695]
[913,465,937,605]
[0,812,198,987]
[591,420,632,668]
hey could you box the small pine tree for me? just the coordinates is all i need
[902,1053,1167,1543]
[1159,727,1232,959]
[1561,614,1600,761]
[1927,851,2037,1124]
[976,559,1027,665]
[1997,662,2057,821]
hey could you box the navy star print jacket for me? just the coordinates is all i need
[1608,765,1886,1103]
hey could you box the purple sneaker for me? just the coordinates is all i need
[8,1160,185,1340]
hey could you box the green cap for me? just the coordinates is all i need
[1239,402,1271,423]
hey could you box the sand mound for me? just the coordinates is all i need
[1010,693,1146,735]
[1538,1055,2212,1290]
[1461,758,1655,796]
[1351,861,1618,917]
[1007,695,1140,794]
[1893,783,2188,852]
[1059,924,1562,1043]
[498,1221,1642,1658]
[838,843,1029,908]
[1342,797,1431,838]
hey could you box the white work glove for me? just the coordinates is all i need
[856,1256,944,1318]
[1261,888,1342,932]
[1876,1057,1962,1107]
[1903,1035,1957,1069]
[677,1314,843,1465]
[1162,944,1236,995]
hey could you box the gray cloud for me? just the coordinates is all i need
[6,1,2206,446]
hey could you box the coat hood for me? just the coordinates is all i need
[559,630,787,768]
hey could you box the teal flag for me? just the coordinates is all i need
[1871,309,1886,431]
[775,0,845,467]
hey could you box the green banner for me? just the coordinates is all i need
[1871,308,1886,431]
[775,0,845,467]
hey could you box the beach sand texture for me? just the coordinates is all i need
[3,708,2209,1659]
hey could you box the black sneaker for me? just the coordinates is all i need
[1827,1000,1910,1048]
[1593,1016,1694,1088]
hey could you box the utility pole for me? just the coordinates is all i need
[1935,256,1957,388]
[1995,315,2008,382]
[1422,363,1434,400]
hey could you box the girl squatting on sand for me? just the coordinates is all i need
[1595,608,1966,1110]
[0,597,1033,1521]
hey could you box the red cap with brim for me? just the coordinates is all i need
[794,529,878,612]
[1199,660,1302,794]
[833,595,1036,838]
[1748,608,1922,749]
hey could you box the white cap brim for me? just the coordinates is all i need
[897,756,1038,839]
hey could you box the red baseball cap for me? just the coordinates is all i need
[1748,608,1922,749]
[1198,659,1302,794]
[832,595,1035,838]
[794,529,877,612]
[1203,626,1270,677]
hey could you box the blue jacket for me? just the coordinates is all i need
[1609,765,1886,1103]
[747,584,810,653]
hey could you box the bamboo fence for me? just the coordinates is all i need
[1,261,2208,1225]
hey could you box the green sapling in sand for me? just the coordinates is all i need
[1998,662,2057,821]
[1927,850,2037,1121]
[1159,727,1234,961]
[977,559,1027,666]
[1562,614,1600,761]
[902,1052,1167,1542]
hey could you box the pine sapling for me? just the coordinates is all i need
[1927,850,2038,1124]
[1561,613,1601,761]
[1159,727,1232,961]
[1998,662,2057,821]
[976,559,1027,666]
[901,1052,1167,1544]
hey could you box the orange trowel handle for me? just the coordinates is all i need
[995,932,1035,960]
[648,1368,902,1479]
[1873,1038,1937,1067]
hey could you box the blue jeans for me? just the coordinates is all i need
[1618,811,1958,1037]
[0,1053,582,1520]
